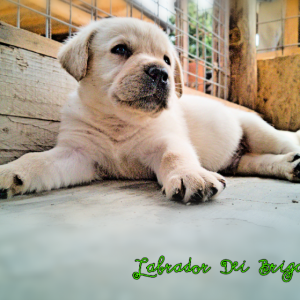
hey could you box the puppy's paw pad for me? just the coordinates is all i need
[0,189,8,200]
[13,175,24,186]
[285,153,300,181]
[291,154,300,163]
[164,170,226,204]
[0,166,26,197]
[171,179,186,201]
[294,162,300,179]
[190,189,204,203]
[210,186,219,197]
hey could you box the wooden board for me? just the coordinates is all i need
[0,21,61,58]
[257,54,300,131]
[0,115,59,164]
[257,48,300,60]
[0,150,34,165]
[0,44,78,122]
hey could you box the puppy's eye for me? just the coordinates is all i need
[164,55,171,66]
[111,44,131,57]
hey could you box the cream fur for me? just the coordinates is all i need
[0,18,299,202]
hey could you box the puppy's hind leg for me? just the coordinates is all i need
[0,147,98,198]
[279,130,300,146]
[237,111,300,155]
[236,152,300,182]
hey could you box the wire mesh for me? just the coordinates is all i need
[0,0,230,99]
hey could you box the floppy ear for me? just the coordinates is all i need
[57,22,99,81]
[173,52,184,98]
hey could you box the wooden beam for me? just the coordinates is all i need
[257,54,300,132]
[0,115,59,165]
[0,21,61,58]
[0,43,77,122]
[257,47,300,60]
[229,0,257,110]
[284,0,299,48]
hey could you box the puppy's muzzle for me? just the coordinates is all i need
[141,64,170,110]
[113,62,171,114]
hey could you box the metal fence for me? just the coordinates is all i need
[256,0,300,54]
[0,0,230,99]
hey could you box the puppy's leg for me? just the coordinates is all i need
[0,147,97,198]
[236,153,300,182]
[238,112,300,154]
[297,130,300,145]
[150,145,227,203]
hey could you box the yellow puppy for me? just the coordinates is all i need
[0,18,299,202]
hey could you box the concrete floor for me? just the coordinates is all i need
[0,177,300,300]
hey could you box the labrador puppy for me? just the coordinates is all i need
[0,18,300,202]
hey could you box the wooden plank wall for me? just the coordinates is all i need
[0,22,77,164]
[0,45,77,120]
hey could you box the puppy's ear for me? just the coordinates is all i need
[173,52,184,98]
[58,23,98,81]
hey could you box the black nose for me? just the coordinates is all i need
[145,66,169,85]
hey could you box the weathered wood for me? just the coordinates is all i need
[0,115,60,151]
[0,115,59,165]
[257,54,300,131]
[229,0,257,110]
[257,47,300,60]
[0,21,61,58]
[0,44,78,121]
[0,150,34,165]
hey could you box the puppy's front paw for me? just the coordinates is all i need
[0,164,26,199]
[163,168,226,204]
[284,153,300,182]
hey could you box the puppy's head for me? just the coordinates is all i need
[58,18,184,116]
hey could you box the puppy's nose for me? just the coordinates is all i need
[146,66,169,85]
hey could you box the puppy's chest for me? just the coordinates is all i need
[100,143,153,180]
[89,123,153,179]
